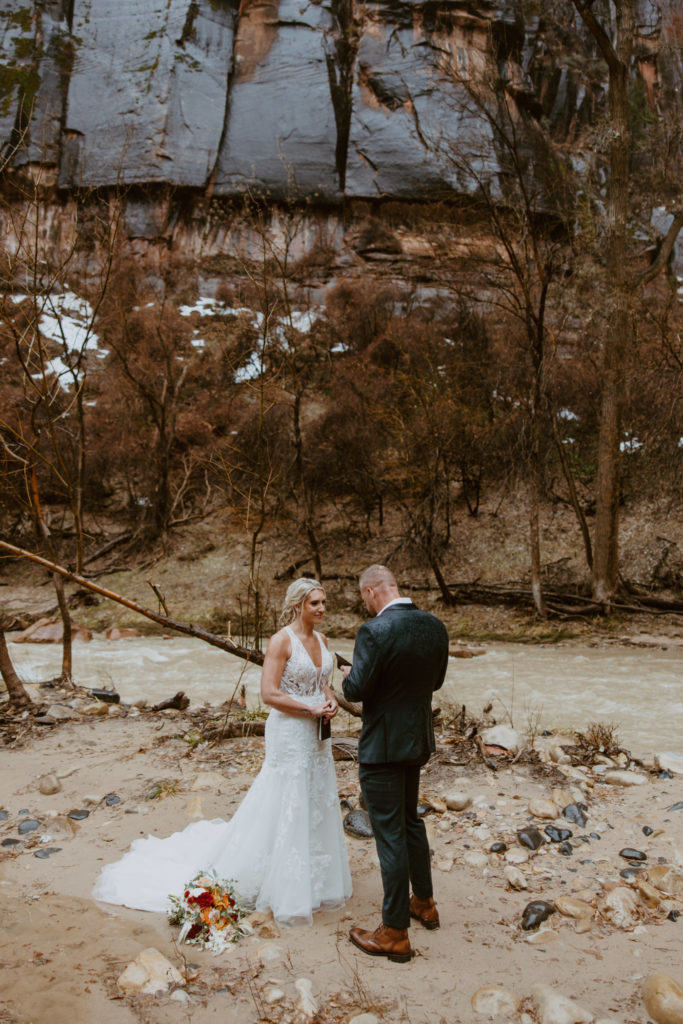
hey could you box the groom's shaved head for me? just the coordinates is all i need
[359,564,398,591]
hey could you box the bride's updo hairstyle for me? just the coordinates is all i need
[279,577,325,625]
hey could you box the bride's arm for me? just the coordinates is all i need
[260,630,325,718]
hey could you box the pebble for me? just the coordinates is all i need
[642,825,654,836]
[548,744,571,765]
[603,769,646,787]
[554,895,593,920]
[619,847,647,861]
[462,851,489,869]
[521,900,556,930]
[563,803,588,827]
[530,983,594,1024]
[45,704,78,721]
[18,819,41,835]
[642,973,683,1024]
[480,725,523,753]
[598,886,640,929]
[436,857,454,873]
[559,841,573,856]
[105,793,120,806]
[654,753,683,776]
[89,687,121,703]
[444,792,471,811]
[503,866,528,890]
[545,825,572,843]
[170,990,189,1004]
[647,865,683,895]
[471,985,520,1017]
[517,826,544,851]
[81,703,109,717]
[117,948,185,995]
[505,848,530,865]
[2,838,20,847]
[295,978,318,1018]
[528,798,559,819]
[67,809,90,821]
[0,810,7,821]
[344,809,373,838]
[38,775,61,795]
[490,841,508,853]
[552,787,577,808]
[264,988,285,1005]
[34,847,61,859]
[668,802,683,812]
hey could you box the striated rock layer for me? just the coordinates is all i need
[0,0,677,202]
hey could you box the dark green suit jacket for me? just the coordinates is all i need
[342,602,449,765]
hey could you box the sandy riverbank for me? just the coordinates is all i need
[1,705,683,1024]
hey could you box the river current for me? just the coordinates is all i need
[8,633,682,756]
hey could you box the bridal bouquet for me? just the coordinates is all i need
[168,872,249,953]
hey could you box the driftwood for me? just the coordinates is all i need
[0,541,368,720]
[444,582,683,616]
[150,690,190,712]
[0,541,266,665]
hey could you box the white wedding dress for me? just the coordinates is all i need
[93,627,352,925]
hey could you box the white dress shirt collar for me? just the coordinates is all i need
[376,597,413,616]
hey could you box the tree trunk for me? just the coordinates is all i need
[573,0,634,606]
[0,628,32,707]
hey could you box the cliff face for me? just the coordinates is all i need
[2,0,676,203]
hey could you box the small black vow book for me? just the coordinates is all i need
[318,716,331,741]
[335,652,352,669]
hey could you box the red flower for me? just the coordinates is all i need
[187,923,203,940]
[184,890,190,898]
[195,891,214,908]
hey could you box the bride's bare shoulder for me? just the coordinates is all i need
[265,627,292,659]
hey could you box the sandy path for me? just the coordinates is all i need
[1,713,682,1023]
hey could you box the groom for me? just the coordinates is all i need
[341,564,449,963]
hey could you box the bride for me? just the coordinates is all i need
[93,578,352,925]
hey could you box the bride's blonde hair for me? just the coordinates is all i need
[279,577,325,625]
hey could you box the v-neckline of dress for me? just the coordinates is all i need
[287,626,323,671]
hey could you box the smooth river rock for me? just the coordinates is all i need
[642,974,683,1024]
[117,948,185,995]
[654,753,683,776]
[528,798,559,820]
[603,769,646,787]
[479,725,523,754]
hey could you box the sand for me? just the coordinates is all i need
[1,709,682,1024]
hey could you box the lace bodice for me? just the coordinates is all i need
[280,627,333,698]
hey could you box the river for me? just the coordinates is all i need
[8,633,682,755]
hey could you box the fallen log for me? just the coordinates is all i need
[0,541,265,665]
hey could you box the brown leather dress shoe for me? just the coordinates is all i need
[409,893,440,930]
[349,923,414,963]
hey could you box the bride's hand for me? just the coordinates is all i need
[320,698,338,720]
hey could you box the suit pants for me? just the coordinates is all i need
[359,761,433,930]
